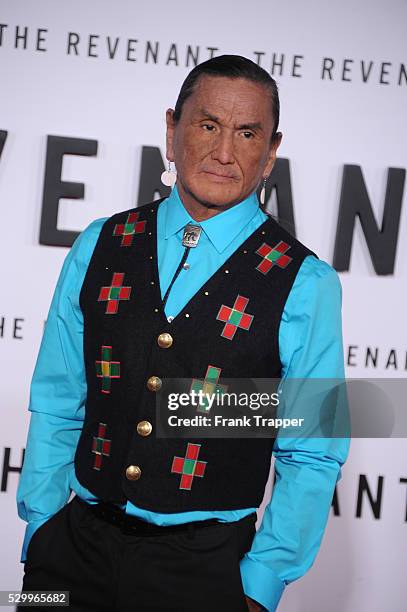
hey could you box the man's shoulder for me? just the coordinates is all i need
[105,197,166,226]
[261,213,341,292]
[292,253,342,303]
[263,213,318,260]
[71,216,109,259]
[80,198,166,249]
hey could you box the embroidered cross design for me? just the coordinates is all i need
[190,365,228,413]
[216,295,254,340]
[95,346,120,394]
[92,423,111,471]
[113,212,147,247]
[171,443,207,490]
[255,241,292,274]
[98,272,131,314]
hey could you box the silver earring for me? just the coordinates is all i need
[161,161,176,188]
[259,177,267,205]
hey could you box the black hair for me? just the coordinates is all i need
[173,54,280,140]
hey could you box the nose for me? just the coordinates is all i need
[211,130,235,165]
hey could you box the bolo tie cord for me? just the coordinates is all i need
[161,247,191,310]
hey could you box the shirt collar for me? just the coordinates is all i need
[163,184,260,253]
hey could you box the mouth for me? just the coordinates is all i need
[201,170,239,182]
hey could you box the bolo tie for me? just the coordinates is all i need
[161,223,202,310]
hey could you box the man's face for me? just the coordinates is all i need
[166,75,282,212]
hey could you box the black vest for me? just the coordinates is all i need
[75,199,316,511]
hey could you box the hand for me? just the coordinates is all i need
[245,595,263,611]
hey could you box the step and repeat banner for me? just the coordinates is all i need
[0,0,405,610]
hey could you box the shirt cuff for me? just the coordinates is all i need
[240,555,286,612]
[20,519,49,563]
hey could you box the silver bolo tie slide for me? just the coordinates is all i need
[182,224,202,248]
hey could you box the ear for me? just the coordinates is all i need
[166,108,176,162]
[263,131,283,177]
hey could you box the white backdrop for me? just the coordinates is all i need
[0,0,406,610]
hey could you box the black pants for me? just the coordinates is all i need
[19,496,256,611]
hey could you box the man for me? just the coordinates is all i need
[17,55,349,611]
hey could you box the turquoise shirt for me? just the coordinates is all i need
[17,185,349,612]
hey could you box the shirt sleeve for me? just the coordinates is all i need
[240,255,350,611]
[16,218,106,563]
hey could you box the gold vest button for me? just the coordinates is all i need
[125,465,141,481]
[137,421,152,437]
[157,332,173,348]
[147,376,162,392]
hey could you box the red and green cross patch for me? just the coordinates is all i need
[216,295,254,340]
[171,443,207,490]
[113,212,146,247]
[95,346,120,393]
[190,365,228,413]
[92,423,111,471]
[255,241,292,274]
[98,272,131,314]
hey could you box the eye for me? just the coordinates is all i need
[202,123,216,132]
[241,131,255,139]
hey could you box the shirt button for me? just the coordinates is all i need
[183,263,190,270]
[126,465,141,481]
[147,376,162,392]
[167,315,174,323]
[157,332,173,348]
[136,421,153,437]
